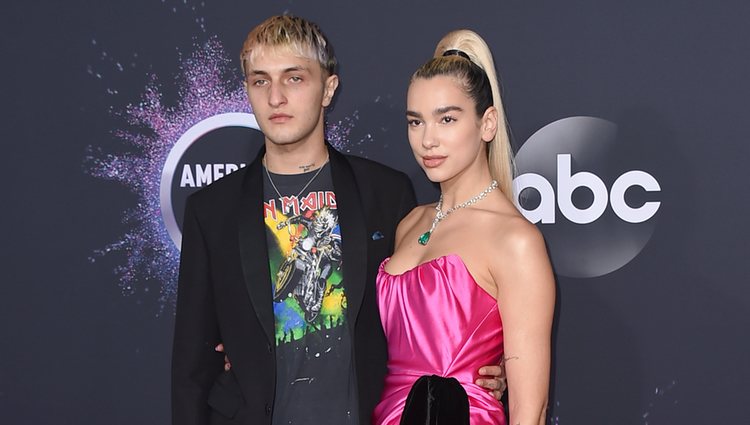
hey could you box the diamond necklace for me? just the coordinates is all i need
[418,180,498,246]
[263,154,329,200]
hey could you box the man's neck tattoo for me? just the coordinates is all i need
[299,162,316,172]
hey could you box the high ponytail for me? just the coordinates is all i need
[412,30,515,203]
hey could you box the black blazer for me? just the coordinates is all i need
[172,144,417,425]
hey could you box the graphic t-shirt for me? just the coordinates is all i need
[263,164,359,425]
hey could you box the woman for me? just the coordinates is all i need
[373,30,555,425]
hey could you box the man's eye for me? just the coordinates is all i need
[252,79,268,86]
[289,76,303,83]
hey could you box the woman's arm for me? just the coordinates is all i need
[491,221,555,425]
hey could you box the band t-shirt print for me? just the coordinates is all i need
[262,163,358,425]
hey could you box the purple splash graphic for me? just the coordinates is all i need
[327,110,373,152]
[86,37,364,311]
[86,38,247,308]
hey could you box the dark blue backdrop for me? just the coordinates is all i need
[3,1,749,424]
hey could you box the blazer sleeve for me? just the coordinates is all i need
[171,196,223,425]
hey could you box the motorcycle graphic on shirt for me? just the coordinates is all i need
[273,207,343,323]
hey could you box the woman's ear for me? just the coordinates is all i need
[481,106,499,142]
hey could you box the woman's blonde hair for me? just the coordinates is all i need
[413,30,515,202]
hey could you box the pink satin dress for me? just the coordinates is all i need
[373,254,506,425]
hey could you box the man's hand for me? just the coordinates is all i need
[215,343,231,371]
[475,362,507,401]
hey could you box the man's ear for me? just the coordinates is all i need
[322,74,339,107]
[481,106,499,142]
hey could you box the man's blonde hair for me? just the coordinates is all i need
[240,15,337,77]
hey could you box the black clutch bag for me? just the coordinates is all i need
[400,375,470,425]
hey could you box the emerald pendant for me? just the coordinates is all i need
[418,231,432,245]
[416,180,497,248]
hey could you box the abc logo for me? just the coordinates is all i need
[515,154,661,225]
[513,117,661,278]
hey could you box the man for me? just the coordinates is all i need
[172,15,502,425]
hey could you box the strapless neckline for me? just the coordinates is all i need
[379,254,497,302]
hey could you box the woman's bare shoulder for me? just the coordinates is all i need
[464,198,547,265]
[483,207,553,292]
[488,210,545,256]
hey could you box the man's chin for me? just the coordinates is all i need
[264,134,324,148]
[264,135,305,146]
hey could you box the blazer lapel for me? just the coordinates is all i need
[238,146,275,345]
[328,145,368,332]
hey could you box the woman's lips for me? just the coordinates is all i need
[422,155,446,168]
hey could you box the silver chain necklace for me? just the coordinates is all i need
[418,180,498,246]
[263,155,329,201]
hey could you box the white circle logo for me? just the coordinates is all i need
[513,116,661,278]
[160,112,262,248]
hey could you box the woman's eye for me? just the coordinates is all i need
[441,116,456,124]
[407,119,422,126]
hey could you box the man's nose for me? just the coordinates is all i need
[268,81,287,107]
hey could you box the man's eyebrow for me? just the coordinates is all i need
[283,66,309,73]
[247,66,310,76]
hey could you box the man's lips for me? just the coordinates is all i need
[422,155,446,168]
[269,113,292,123]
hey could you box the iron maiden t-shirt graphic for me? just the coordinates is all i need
[262,164,358,425]
[271,205,343,325]
[264,182,346,341]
